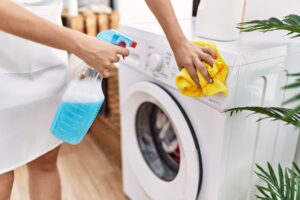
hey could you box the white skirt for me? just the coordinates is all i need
[0,0,68,174]
[0,64,68,174]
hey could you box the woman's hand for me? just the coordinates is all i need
[144,0,217,88]
[0,1,129,78]
[72,33,129,77]
[172,39,217,87]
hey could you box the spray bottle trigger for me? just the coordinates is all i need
[117,41,127,59]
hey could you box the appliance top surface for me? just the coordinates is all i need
[119,18,300,111]
[121,18,300,64]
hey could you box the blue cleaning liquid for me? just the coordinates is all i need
[50,100,104,144]
[50,30,136,144]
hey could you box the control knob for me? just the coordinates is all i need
[148,53,163,72]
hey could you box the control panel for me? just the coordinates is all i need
[145,46,178,80]
[140,43,234,111]
[120,33,234,111]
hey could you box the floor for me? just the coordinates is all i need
[11,117,128,200]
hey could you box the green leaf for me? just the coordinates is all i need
[283,18,299,26]
[257,185,273,198]
[278,164,285,197]
[285,105,300,121]
[287,31,295,36]
[292,34,300,38]
[255,163,300,199]
[288,73,300,77]
[256,194,273,200]
[256,164,280,199]
[282,82,300,90]
[288,14,300,24]
[282,94,300,105]
[225,107,300,127]
[238,14,300,38]
[270,17,285,25]
[293,162,300,176]
[256,171,275,186]
[268,162,279,188]
[268,183,279,199]
[286,169,292,199]
[297,179,300,200]
[284,14,300,25]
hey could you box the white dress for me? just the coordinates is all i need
[0,0,68,174]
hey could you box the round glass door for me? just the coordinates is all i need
[136,102,180,181]
[122,82,202,200]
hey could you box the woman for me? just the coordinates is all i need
[0,0,215,199]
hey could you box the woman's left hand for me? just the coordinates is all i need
[172,39,217,88]
[144,0,217,88]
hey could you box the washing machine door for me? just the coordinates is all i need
[122,81,202,200]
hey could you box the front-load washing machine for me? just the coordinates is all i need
[119,18,300,200]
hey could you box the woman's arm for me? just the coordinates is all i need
[145,0,216,86]
[0,0,128,77]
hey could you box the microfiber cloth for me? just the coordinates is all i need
[175,41,229,97]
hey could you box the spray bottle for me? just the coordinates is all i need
[50,29,137,144]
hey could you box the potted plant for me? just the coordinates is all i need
[227,14,300,199]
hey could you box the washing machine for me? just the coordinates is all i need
[118,18,300,200]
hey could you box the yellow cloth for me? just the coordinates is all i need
[175,41,229,97]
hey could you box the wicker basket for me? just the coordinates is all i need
[102,67,121,133]
[62,9,120,36]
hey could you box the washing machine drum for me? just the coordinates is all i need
[123,82,202,200]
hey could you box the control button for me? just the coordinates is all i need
[148,53,163,72]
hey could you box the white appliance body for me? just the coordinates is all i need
[196,0,244,41]
[119,19,300,200]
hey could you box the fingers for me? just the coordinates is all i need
[178,65,184,71]
[202,47,217,59]
[193,57,213,83]
[184,64,201,88]
[98,67,109,78]
[115,46,129,58]
[111,55,120,63]
[98,68,108,78]
[98,64,116,78]
[199,52,215,67]
[102,70,111,78]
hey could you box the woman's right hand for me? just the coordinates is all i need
[72,33,129,77]
[0,1,128,78]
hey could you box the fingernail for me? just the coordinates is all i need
[209,78,214,83]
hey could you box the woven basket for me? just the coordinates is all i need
[62,10,120,36]
[100,68,120,133]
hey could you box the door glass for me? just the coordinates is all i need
[136,102,180,181]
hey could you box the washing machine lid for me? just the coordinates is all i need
[123,81,202,200]
[121,18,300,66]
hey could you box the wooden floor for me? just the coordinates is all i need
[11,117,128,200]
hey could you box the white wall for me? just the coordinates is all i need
[63,0,109,9]
[295,137,300,164]
[115,0,193,25]
[245,0,300,21]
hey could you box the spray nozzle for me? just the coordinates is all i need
[96,29,138,49]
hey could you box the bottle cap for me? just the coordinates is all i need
[131,41,137,48]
